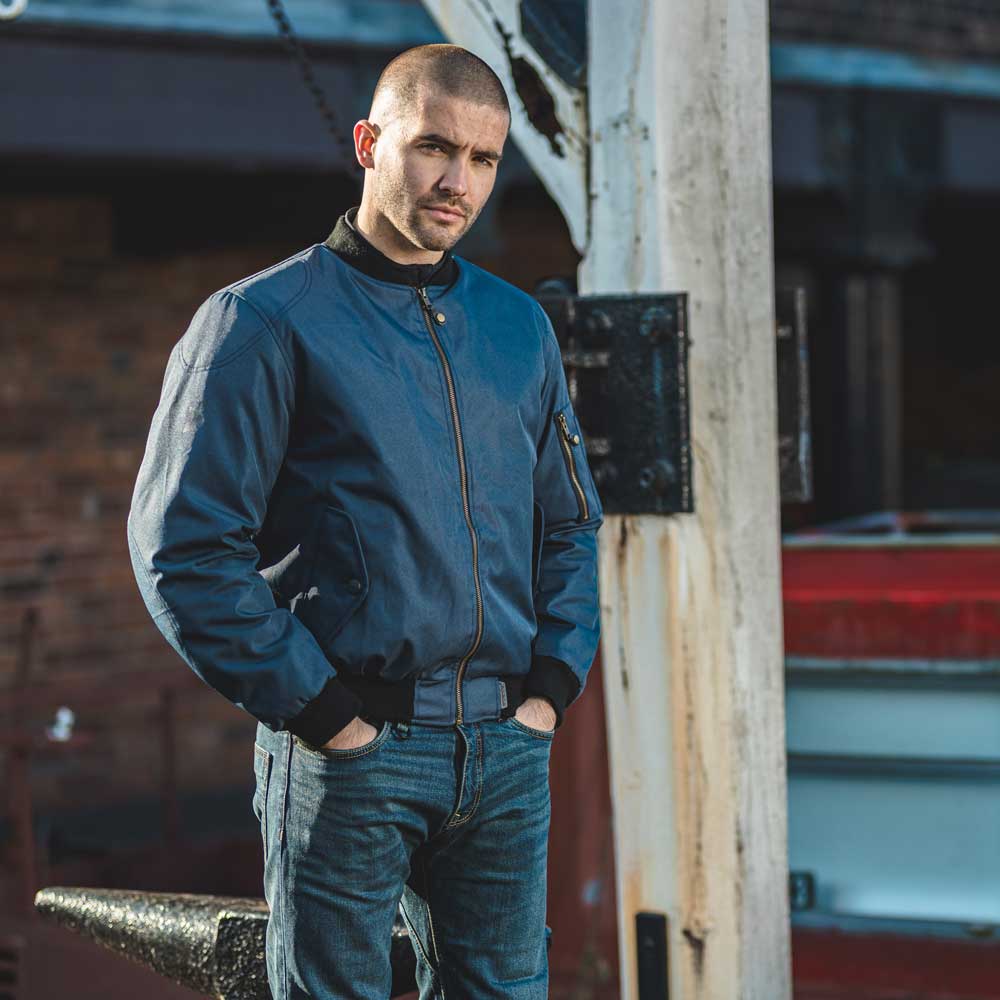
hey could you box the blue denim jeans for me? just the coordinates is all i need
[252,715,554,999]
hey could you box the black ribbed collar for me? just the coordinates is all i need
[324,206,459,288]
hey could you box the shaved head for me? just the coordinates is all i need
[369,44,511,127]
[353,44,511,265]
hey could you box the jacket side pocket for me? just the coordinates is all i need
[294,504,370,644]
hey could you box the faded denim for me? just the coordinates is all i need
[252,715,555,999]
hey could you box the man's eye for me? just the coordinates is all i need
[475,158,495,168]
[420,143,443,152]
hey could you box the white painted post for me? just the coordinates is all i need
[422,2,791,996]
[584,3,790,997]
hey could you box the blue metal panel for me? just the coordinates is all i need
[787,681,1000,759]
[944,104,1000,191]
[787,773,1000,924]
[792,909,1000,940]
[786,656,1000,926]
[19,6,1000,104]
[0,35,366,168]
[771,90,824,188]
[16,0,443,44]
[772,41,1000,101]
[16,6,1000,104]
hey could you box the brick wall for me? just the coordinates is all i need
[0,192,303,816]
[771,0,1000,61]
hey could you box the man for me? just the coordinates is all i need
[127,43,603,999]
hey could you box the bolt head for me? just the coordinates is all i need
[585,310,614,336]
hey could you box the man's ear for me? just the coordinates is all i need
[353,120,380,169]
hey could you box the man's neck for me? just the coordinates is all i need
[323,207,458,288]
[355,203,444,267]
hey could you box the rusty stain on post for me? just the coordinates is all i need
[668,523,713,989]
[616,518,633,695]
[613,518,631,697]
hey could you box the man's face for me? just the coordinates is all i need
[364,88,509,255]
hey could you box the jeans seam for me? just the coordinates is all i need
[254,745,272,866]
[445,726,483,829]
[399,898,433,970]
[277,735,291,999]
[445,727,469,828]
[279,734,291,847]
[422,854,446,999]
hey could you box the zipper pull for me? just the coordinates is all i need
[417,286,446,325]
[557,411,581,445]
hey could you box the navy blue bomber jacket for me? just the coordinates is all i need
[126,210,604,747]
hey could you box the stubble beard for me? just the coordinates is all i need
[376,171,474,254]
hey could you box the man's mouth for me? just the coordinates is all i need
[422,205,466,223]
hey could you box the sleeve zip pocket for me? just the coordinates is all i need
[554,406,590,522]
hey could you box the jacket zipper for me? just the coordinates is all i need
[417,285,484,725]
[556,410,590,521]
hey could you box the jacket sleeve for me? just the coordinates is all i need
[126,289,363,746]
[524,305,605,727]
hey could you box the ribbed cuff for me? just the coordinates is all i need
[523,655,580,729]
[285,675,364,748]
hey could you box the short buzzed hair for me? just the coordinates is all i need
[370,44,511,123]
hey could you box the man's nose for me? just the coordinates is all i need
[438,157,469,197]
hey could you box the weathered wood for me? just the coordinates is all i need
[585,2,791,997]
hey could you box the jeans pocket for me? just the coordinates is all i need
[252,743,273,862]
[505,716,556,741]
[293,719,393,761]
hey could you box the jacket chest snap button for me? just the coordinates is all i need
[345,578,363,594]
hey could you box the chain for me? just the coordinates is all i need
[264,0,352,154]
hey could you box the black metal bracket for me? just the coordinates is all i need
[777,287,813,504]
[535,287,694,515]
[535,282,812,513]
[789,870,817,911]
[636,911,670,998]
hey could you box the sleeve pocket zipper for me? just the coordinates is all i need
[555,409,590,522]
